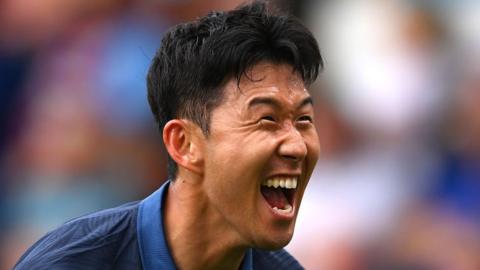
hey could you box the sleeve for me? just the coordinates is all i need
[14,203,141,270]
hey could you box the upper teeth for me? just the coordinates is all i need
[261,177,297,189]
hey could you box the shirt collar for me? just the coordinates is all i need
[137,180,253,270]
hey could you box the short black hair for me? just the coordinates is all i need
[147,1,323,179]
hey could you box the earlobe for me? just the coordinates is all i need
[163,120,204,175]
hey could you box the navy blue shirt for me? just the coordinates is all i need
[14,181,304,270]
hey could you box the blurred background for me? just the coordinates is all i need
[1,0,479,269]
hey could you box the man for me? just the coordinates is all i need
[14,1,322,269]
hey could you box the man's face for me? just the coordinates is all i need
[201,62,320,249]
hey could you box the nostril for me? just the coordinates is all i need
[282,154,300,161]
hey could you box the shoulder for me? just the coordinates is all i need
[14,201,142,270]
[252,248,304,270]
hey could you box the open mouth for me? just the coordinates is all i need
[260,176,297,215]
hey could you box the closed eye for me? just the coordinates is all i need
[258,115,279,129]
[260,115,276,122]
[297,115,313,123]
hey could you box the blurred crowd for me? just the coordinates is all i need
[1,0,479,269]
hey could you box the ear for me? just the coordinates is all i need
[163,119,205,175]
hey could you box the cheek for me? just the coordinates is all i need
[204,134,280,204]
[211,128,277,160]
[203,134,277,214]
[205,131,276,181]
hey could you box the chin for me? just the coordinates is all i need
[254,230,294,250]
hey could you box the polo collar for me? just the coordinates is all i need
[137,180,253,270]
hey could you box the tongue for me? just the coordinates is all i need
[261,186,288,209]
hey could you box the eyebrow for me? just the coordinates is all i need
[247,96,313,110]
[298,96,314,109]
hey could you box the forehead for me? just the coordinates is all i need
[223,62,308,102]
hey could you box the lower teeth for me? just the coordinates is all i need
[272,204,292,213]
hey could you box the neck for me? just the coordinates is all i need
[164,176,249,270]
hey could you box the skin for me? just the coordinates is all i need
[163,62,320,270]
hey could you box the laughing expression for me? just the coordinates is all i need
[201,62,320,249]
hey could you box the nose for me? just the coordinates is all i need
[277,126,307,162]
